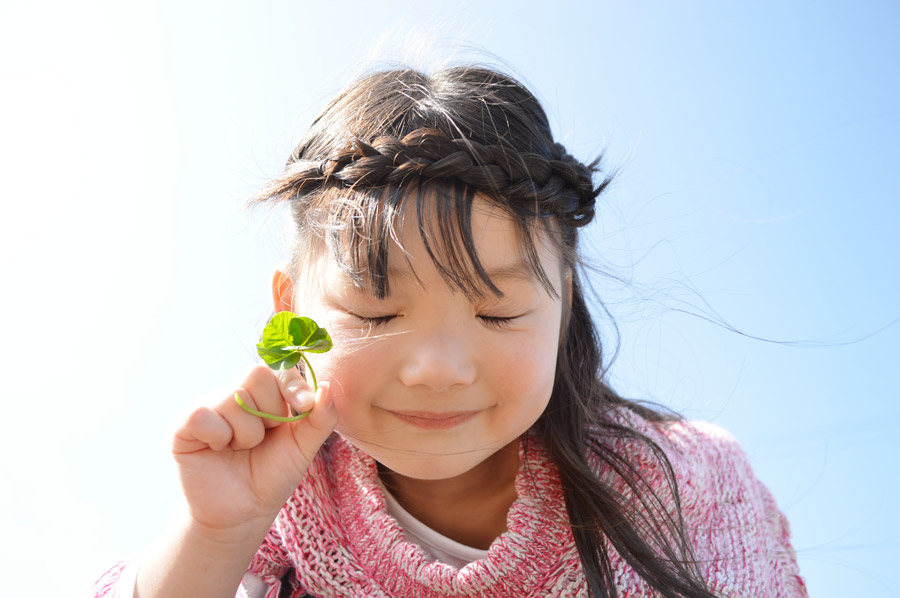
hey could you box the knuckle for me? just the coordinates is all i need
[231,428,264,451]
[245,363,275,385]
[228,411,265,449]
[278,368,308,391]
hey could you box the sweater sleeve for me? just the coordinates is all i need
[83,558,279,598]
[84,559,134,598]
[85,525,292,598]
[245,521,295,598]
[672,421,808,598]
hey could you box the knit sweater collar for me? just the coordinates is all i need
[290,432,583,597]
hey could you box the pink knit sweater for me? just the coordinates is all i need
[90,409,807,597]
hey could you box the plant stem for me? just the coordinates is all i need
[300,353,317,391]
[233,392,310,422]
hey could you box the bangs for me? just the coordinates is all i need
[301,181,560,300]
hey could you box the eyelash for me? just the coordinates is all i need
[355,314,395,327]
[478,315,519,329]
[353,314,520,330]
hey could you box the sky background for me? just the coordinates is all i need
[1,1,898,595]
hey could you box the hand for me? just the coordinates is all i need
[171,365,338,535]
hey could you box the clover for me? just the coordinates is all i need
[233,311,332,422]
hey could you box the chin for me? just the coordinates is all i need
[339,432,498,480]
[383,456,489,480]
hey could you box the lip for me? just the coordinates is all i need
[386,409,480,430]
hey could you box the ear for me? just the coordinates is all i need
[271,262,295,313]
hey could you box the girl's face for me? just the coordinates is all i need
[276,198,568,480]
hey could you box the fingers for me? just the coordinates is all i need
[286,381,338,468]
[173,391,267,454]
[173,406,234,454]
[173,365,325,455]
[236,365,295,431]
[272,365,316,415]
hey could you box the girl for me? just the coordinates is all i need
[91,66,806,597]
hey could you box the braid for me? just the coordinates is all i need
[262,128,605,229]
[253,66,718,598]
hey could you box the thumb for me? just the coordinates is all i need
[286,381,338,469]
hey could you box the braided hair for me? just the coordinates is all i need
[253,66,716,598]
[274,129,596,225]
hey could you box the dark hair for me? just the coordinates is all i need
[253,66,717,598]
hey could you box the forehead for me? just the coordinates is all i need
[297,184,563,298]
[395,198,532,276]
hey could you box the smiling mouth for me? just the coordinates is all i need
[386,410,480,430]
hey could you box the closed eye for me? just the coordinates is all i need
[352,313,523,329]
[478,315,522,329]
[353,313,396,327]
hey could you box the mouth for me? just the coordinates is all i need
[385,409,480,430]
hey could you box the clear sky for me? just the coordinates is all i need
[1,1,897,595]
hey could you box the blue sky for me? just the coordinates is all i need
[1,1,897,595]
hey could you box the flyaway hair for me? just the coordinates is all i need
[253,66,718,598]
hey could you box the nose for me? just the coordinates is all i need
[398,329,477,392]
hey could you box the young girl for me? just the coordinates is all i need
[91,66,807,598]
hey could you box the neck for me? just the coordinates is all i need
[378,440,521,549]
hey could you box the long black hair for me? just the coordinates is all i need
[252,66,717,598]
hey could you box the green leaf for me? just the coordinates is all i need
[288,316,333,353]
[260,311,299,352]
[254,312,332,370]
[255,344,303,370]
[238,311,333,422]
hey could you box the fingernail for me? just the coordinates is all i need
[288,387,314,411]
[317,381,332,408]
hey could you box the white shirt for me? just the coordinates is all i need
[377,479,490,570]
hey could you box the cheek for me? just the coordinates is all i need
[508,310,563,381]
[305,336,385,424]
[491,332,558,406]
[308,347,363,397]
[299,306,373,391]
